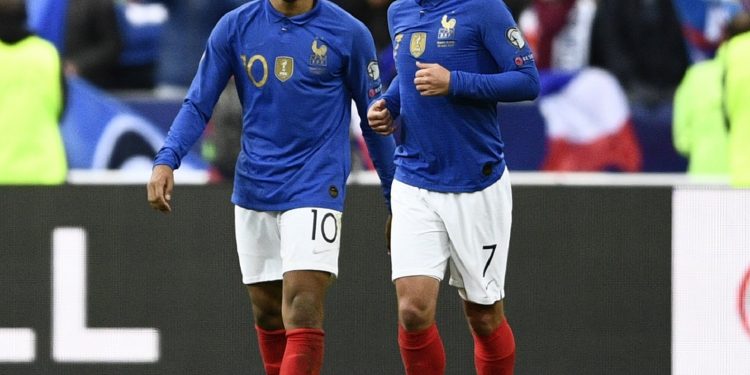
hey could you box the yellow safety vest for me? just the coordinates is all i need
[724,31,750,188]
[673,59,729,175]
[0,36,67,185]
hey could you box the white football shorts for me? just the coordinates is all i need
[234,206,342,284]
[390,170,513,305]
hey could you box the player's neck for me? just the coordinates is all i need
[270,0,315,17]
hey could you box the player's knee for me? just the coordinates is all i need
[284,292,324,328]
[253,307,283,330]
[398,298,434,331]
[466,310,502,336]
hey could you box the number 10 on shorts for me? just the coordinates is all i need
[311,209,339,244]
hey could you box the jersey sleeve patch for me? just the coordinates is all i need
[505,27,526,49]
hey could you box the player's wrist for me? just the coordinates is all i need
[448,71,460,96]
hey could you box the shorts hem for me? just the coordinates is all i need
[457,289,505,305]
[242,274,283,285]
[392,269,444,282]
[283,263,338,278]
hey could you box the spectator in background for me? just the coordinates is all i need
[527,0,596,71]
[112,0,168,90]
[722,12,750,186]
[0,0,68,184]
[336,0,397,87]
[202,79,243,182]
[672,0,741,62]
[505,0,532,20]
[673,12,750,179]
[25,0,67,50]
[64,0,122,88]
[590,0,690,107]
[155,0,245,97]
[334,0,392,52]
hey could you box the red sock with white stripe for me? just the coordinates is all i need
[256,326,286,375]
[398,324,446,375]
[279,328,324,375]
[472,319,516,375]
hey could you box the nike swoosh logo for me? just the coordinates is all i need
[312,248,334,254]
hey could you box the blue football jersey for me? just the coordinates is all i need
[154,0,395,211]
[383,0,539,193]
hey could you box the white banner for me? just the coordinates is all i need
[673,188,750,375]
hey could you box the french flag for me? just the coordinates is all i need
[538,68,642,172]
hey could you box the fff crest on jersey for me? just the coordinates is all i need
[410,32,427,58]
[275,56,294,82]
[310,39,328,67]
[438,14,457,48]
[438,15,456,40]
[506,28,526,49]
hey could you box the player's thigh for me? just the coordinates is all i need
[390,179,452,281]
[235,206,283,285]
[442,172,513,305]
[278,207,342,277]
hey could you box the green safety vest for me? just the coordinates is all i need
[673,59,729,175]
[723,31,750,188]
[0,36,67,185]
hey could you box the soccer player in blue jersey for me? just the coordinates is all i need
[147,0,395,373]
[368,0,539,374]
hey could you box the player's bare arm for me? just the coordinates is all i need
[414,61,451,96]
[367,99,395,135]
[147,165,174,213]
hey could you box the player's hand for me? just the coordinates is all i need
[414,61,451,96]
[147,165,174,213]
[385,213,392,255]
[367,99,395,135]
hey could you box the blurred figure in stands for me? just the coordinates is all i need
[534,0,596,70]
[672,14,750,181]
[155,0,245,97]
[672,0,742,62]
[334,0,392,52]
[672,12,750,177]
[590,0,690,107]
[112,0,167,90]
[202,79,243,182]
[0,0,68,184]
[505,0,531,20]
[64,0,122,88]
[522,0,596,71]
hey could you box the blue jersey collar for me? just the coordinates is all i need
[265,0,321,25]
[415,0,447,7]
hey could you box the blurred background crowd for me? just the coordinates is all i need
[1,0,749,186]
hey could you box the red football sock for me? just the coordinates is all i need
[256,326,287,375]
[472,319,516,375]
[279,328,325,375]
[398,324,446,375]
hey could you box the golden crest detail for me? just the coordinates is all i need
[310,39,328,66]
[275,56,294,82]
[438,14,456,40]
[410,32,427,58]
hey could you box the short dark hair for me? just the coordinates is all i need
[0,0,27,25]
[726,12,750,40]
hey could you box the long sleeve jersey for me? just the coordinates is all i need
[154,0,395,211]
[383,0,539,192]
